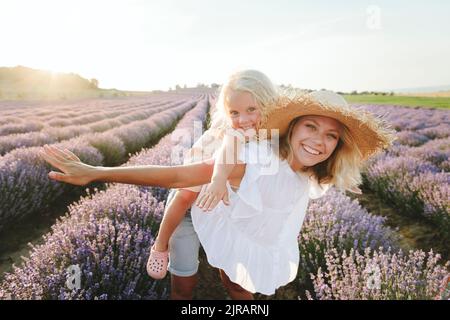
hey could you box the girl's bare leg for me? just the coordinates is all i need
[154,189,198,252]
[170,273,199,300]
[219,269,254,300]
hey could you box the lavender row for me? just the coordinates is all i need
[0,98,177,136]
[0,100,187,155]
[0,93,184,117]
[355,105,450,238]
[0,98,210,299]
[363,153,449,237]
[0,99,197,233]
[360,104,450,136]
[19,98,176,126]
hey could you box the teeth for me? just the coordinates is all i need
[303,144,321,155]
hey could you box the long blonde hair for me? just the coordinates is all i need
[210,70,278,134]
[279,116,363,192]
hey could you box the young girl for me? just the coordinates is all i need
[145,69,279,280]
[39,90,395,296]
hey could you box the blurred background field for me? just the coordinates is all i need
[344,94,450,109]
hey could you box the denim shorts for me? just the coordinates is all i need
[166,189,201,277]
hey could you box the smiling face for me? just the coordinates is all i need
[288,115,343,171]
[225,90,262,131]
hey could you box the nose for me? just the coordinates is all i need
[310,132,324,147]
[239,114,251,125]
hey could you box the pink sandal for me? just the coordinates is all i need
[146,245,169,279]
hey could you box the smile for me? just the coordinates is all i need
[302,144,322,155]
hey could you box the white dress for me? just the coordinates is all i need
[191,140,330,295]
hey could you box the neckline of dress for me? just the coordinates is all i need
[280,159,309,181]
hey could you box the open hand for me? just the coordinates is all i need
[38,145,96,186]
[196,180,230,212]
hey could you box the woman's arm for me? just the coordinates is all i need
[39,145,246,188]
[94,161,237,188]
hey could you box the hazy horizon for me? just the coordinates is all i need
[1,0,449,92]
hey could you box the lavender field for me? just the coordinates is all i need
[0,95,448,300]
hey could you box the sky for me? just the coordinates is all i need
[1,0,450,92]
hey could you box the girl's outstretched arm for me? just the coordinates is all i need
[39,145,245,188]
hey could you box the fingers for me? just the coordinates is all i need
[63,148,80,162]
[43,145,68,163]
[195,192,207,207]
[196,185,231,211]
[48,171,66,182]
[52,146,74,162]
[39,148,65,170]
[38,150,66,180]
[196,192,211,209]
[205,197,220,211]
[202,194,217,212]
[42,145,81,164]
[196,191,217,211]
[223,190,230,206]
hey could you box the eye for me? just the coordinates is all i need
[306,124,316,130]
[229,111,239,117]
[327,134,338,140]
[247,106,257,112]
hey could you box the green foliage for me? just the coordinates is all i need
[344,94,450,109]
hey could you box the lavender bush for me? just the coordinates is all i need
[296,189,400,290]
[306,247,449,300]
[364,154,449,237]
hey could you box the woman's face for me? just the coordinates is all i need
[225,90,262,131]
[288,115,343,171]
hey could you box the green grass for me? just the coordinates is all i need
[344,94,450,109]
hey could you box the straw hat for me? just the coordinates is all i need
[264,90,396,160]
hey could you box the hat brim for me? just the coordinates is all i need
[264,95,396,160]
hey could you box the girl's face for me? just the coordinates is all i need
[288,115,342,171]
[225,90,262,131]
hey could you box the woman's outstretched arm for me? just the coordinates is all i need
[94,161,234,188]
[39,145,245,188]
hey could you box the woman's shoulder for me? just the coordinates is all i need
[302,172,332,199]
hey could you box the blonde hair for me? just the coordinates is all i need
[210,70,278,133]
[279,116,363,192]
